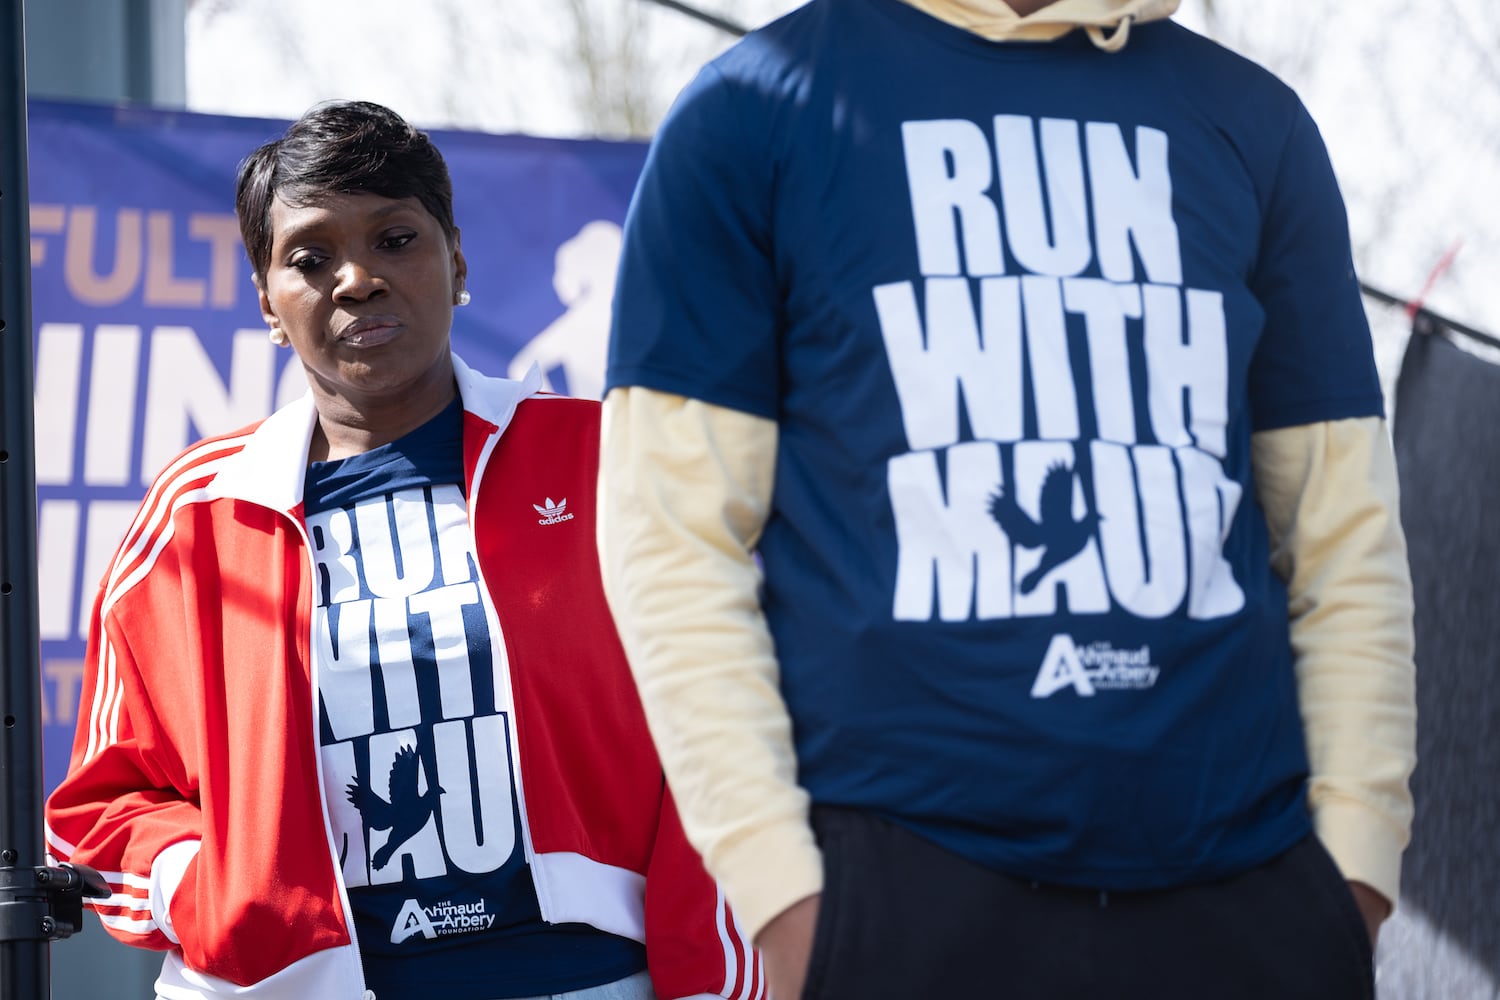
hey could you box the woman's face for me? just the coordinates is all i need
[258,191,466,428]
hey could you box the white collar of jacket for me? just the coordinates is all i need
[902,0,1180,51]
[205,354,545,511]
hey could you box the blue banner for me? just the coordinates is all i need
[27,99,647,795]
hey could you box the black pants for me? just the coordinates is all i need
[804,807,1374,1000]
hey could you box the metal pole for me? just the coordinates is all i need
[638,0,748,37]
[0,0,50,995]
[1359,280,1500,350]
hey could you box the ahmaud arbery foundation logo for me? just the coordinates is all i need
[1032,634,1159,698]
[391,898,497,944]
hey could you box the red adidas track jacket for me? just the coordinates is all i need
[45,357,765,1000]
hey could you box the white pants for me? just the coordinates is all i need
[507,969,656,1000]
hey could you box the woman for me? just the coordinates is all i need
[45,101,760,1000]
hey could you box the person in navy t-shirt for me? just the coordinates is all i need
[600,1,1417,998]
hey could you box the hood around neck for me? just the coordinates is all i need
[902,0,1180,51]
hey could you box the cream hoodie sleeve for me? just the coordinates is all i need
[1253,415,1416,907]
[598,386,820,941]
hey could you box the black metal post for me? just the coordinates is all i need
[638,0,748,37]
[0,0,51,995]
[1359,280,1500,351]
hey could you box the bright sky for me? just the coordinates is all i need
[185,0,764,137]
[187,0,1500,393]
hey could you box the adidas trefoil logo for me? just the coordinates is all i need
[533,497,575,526]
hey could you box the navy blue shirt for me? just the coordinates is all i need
[304,399,644,998]
[608,0,1383,889]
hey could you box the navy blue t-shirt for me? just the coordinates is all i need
[608,0,1384,888]
[304,399,645,998]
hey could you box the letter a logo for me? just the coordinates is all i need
[1032,634,1096,698]
[391,898,437,944]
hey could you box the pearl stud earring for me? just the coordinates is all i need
[456,289,471,307]
[269,328,288,346]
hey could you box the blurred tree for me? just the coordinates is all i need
[559,0,659,138]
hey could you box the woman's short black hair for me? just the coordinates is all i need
[235,100,456,280]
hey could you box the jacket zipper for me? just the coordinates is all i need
[285,509,371,998]
[465,433,545,905]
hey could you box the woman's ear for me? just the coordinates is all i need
[253,270,281,335]
[452,228,467,295]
